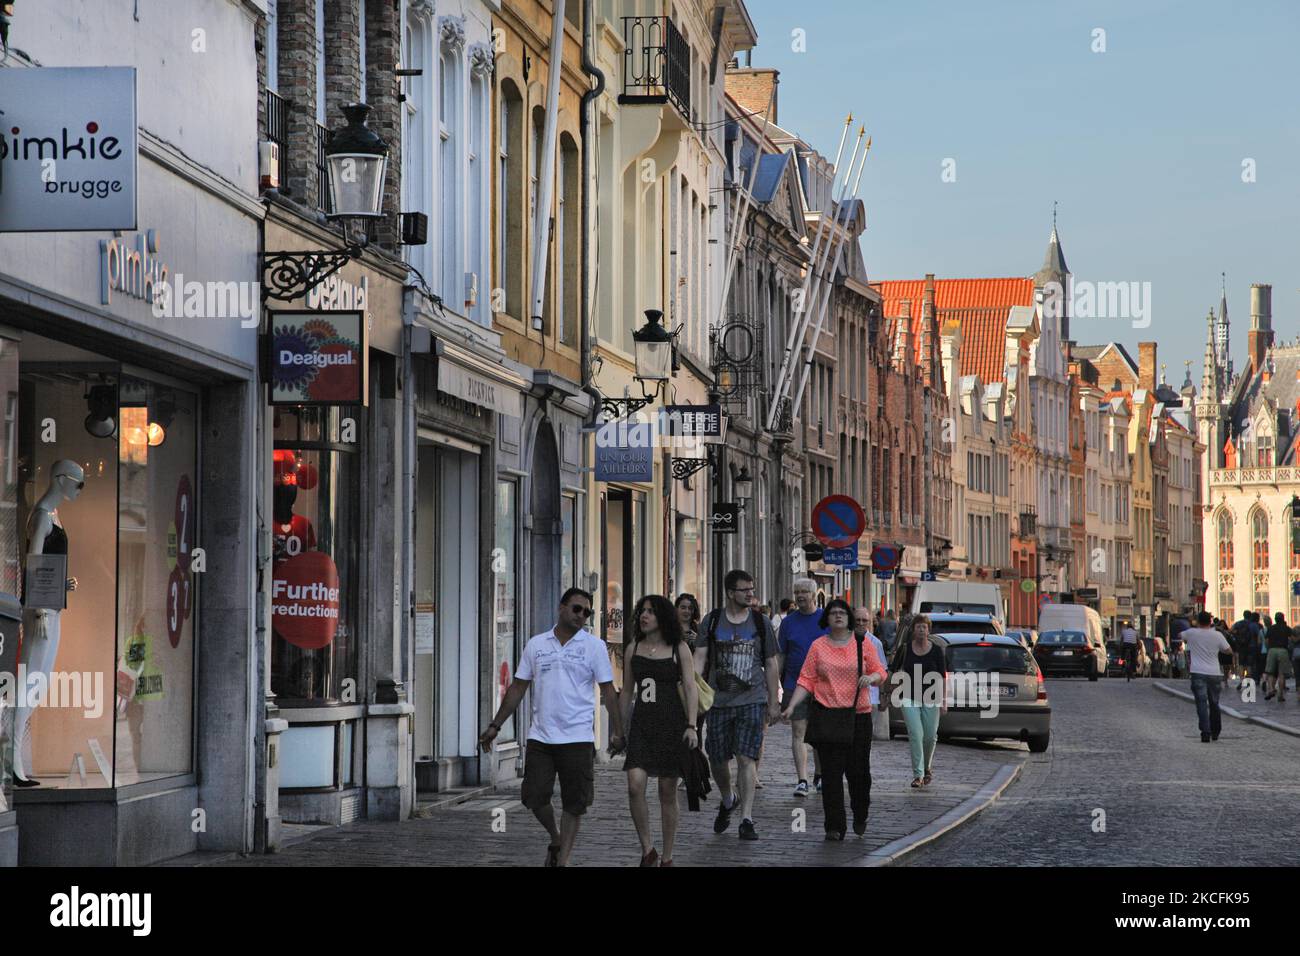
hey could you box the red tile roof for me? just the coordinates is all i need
[874,278,1034,384]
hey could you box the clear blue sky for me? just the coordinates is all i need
[744,0,1299,387]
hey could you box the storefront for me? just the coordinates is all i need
[0,179,259,867]
[262,210,412,827]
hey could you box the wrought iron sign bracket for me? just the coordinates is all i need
[671,449,716,484]
[262,242,365,302]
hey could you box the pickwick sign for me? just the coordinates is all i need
[0,67,138,231]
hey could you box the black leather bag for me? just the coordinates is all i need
[805,636,864,747]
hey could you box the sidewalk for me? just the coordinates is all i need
[1154,677,1300,737]
[210,718,1022,867]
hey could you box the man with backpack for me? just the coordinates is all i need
[1229,613,1254,686]
[693,569,781,841]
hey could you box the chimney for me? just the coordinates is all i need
[920,274,936,388]
[725,66,779,125]
[1248,283,1274,375]
[1138,341,1157,393]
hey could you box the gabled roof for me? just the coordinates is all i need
[873,278,1035,384]
[1227,346,1300,465]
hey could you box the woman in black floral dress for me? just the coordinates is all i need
[621,594,699,866]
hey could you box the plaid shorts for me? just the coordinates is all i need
[705,702,766,762]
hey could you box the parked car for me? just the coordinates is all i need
[925,612,1004,636]
[1004,628,1037,650]
[1033,629,1105,680]
[1143,636,1170,678]
[888,632,1051,753]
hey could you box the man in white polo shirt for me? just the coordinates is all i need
[1182,610,1232,743]
[480,587,624,867]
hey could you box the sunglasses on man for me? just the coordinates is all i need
[568,604,593,618]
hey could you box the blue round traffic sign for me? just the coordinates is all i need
[811,495,866,549]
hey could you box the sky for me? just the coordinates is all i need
[744,0,1299,389]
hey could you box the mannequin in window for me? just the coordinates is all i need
[272,481,316,562]
[13,459,83,787]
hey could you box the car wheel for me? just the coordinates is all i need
[1027,734,1049,753]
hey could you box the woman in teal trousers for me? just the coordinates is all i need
[898,615,946,788]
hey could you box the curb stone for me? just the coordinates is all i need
[1152,681,1300,738]
[854,762,1023,867]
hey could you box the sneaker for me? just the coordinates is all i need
[793,780,809,797]
[813,775,823,793]
[824,830,845,841]
[1200,733,1211,742]
[853,818,867,836]
[545,844,561,868]
[713,794,737,834]
[738,818,759,841]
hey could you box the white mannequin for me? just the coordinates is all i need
[13,459,82,786]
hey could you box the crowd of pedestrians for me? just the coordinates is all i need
[481,569,961,865]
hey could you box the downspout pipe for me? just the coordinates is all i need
[580,0,604,425]
[530,0,566,329]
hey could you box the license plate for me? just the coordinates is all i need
[999,685,1016,698]
[1054,650,1072,656]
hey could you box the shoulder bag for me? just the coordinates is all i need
[805,635,864,748]
[675,642,714,719]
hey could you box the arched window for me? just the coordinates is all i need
[1217,510,1233,570]
[558,134,580,346]
[1252,508,1269,570]
[497,80,524,319]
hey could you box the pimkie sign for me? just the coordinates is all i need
[266,310,368,405]
[0,67,138,232]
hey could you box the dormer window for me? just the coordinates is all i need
[1257,434,1273,467]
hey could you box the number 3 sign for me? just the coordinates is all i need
[168,475,195,648]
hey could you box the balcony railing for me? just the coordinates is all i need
[316,122,332,214]
[1019,510,1037,537]
[1211,466,1299,487]
[266,89,288,150]
[620,16,691,120]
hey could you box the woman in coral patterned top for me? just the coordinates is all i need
[780,599,887,840]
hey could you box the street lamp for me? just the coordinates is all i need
[733,466,753,503]
[262,103,391,302]
[602,309,680,419]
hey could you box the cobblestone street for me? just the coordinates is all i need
[902,677,1300,866]
[211,717,1023,867]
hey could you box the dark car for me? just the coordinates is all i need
[1033,629,1102,679]
[1106,641,1127,677]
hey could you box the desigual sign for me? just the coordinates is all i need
[0,67,137,231]
[268,310,367,405]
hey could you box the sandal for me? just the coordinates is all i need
[911,777,923,789]
[923,772,933,786]
[639,847,659,867]
[660,859,673,867]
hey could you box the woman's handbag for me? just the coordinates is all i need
[674,646,715,719]
[805,636,864,747]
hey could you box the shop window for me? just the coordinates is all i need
[7,338,198,791]
[493,480,517,742]
[272,406,361,704]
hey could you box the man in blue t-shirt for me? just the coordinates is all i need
[778,577,825,797]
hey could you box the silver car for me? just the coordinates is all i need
[887,633,1052,753]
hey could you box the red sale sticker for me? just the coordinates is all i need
[272,551,342,650]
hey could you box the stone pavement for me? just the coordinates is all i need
[211,717,1023,867]
[1156,674,1300,736]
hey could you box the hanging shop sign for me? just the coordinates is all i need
[710,503,739,535]
[595,422,654,483]
[0,67,138,232]
[662,404,725,439]
[272,551,342,650]
[266,309,368,406]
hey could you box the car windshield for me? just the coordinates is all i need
[930,620,998,635]
[947,644,1031,674]
[1039,630,1086,645]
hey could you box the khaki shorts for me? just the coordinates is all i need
[521,741,596,816]
[1265,647,1294,678]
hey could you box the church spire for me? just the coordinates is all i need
[1216,272,1231,378]
[1033,207,1070,340]
[1202,307,1219,401]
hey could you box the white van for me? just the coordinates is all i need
[1036,603,1107,679]
[911,582,1004,624]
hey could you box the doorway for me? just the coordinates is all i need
[414,436,480,789]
